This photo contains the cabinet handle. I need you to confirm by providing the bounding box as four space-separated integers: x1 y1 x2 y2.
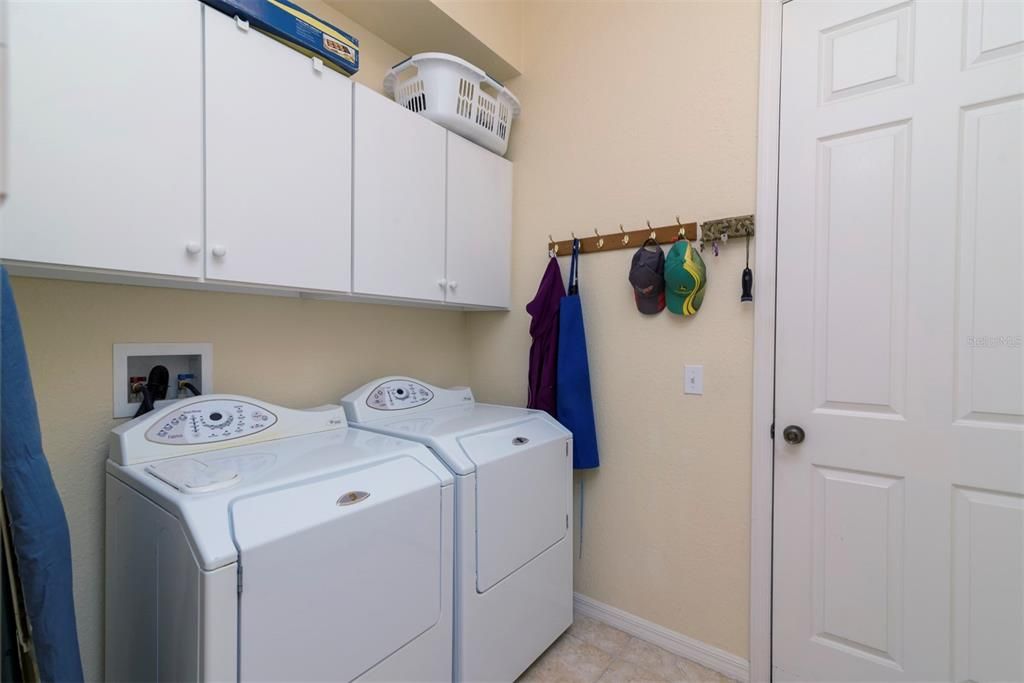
185 241 201 255
437 278 447 288
448 281 458 290
211 245 227 258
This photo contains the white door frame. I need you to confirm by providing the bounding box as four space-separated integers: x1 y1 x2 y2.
749 1 784 681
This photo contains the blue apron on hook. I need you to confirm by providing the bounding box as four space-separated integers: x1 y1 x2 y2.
557 240 600 470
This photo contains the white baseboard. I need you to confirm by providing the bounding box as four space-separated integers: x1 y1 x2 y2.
573 592 750 682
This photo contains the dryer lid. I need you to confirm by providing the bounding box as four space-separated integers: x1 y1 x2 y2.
458 417 570 592
232 456 445 682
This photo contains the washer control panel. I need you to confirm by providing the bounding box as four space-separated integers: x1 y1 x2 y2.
144 399 277 445
366 380 435 411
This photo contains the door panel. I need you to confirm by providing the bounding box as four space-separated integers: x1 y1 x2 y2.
963 0 1024 68
955 97 1023 425
951 487 1024 683
819 2 913 103
814 121 909 416
811 467 904 667
352 85 446 301
774 2 1024 681
1 1 203 278
445 133 513 308
204 7 352 292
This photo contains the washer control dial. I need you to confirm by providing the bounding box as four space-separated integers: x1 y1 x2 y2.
366 380 434 411
145 399 277 445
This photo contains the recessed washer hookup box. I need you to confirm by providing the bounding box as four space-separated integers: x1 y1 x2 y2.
201 0 359 75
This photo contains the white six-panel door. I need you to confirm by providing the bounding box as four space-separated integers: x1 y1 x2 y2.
774 1 1023 681
204 7 352 292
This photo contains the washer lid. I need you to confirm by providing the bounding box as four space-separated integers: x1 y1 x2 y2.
145 458 240 494
232 456 444 681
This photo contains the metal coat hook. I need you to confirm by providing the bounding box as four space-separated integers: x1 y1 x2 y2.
619 225 630 246
646 220 655 240
593 229 605 249
548 234 559 255
675 215 687 241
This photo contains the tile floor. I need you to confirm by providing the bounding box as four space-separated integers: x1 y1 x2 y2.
517 615 737 683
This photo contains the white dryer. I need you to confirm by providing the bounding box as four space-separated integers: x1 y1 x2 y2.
105 394 454 683
342 377 574 682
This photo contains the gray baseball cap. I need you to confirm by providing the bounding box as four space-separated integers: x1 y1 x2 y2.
628 240 666 314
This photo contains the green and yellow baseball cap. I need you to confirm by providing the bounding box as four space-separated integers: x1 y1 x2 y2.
664 241 707 316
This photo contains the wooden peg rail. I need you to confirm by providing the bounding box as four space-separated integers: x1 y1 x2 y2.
548 222 696 256
547 214 754 256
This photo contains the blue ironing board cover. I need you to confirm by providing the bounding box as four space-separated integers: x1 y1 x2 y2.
1 267 84 682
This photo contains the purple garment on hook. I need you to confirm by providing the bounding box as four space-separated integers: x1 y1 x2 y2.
526 257 565 417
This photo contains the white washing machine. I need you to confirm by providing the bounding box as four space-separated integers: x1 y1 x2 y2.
105 394 454 683
341 377 574 682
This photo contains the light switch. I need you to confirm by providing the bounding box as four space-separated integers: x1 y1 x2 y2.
684 365 704 395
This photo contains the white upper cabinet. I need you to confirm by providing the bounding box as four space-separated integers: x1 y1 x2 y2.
352 84 446 302
0 1 513 308
0 1 204 278
445 133 512 308
204 8 352 292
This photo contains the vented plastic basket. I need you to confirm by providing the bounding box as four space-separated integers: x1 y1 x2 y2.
384 53 521 157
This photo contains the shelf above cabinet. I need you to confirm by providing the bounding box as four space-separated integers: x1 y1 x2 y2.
326 0 522 82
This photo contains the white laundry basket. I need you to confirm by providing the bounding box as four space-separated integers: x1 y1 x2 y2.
384 53 521 157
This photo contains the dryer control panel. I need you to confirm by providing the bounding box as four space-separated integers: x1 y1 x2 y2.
144 398 277 445
366 379 435 410
342 377 474 423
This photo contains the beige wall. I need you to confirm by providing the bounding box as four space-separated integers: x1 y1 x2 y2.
433 0 525 73
468 0 761 659
8 1 761 677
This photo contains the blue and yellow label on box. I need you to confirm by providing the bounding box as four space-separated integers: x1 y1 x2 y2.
202 0 359 75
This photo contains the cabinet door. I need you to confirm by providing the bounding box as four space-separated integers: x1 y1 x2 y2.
204 8 351 292
0 1 203 278
352 85 445 301
445 133 512 308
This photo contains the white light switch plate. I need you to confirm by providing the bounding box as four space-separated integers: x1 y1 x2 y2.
684 365 704 395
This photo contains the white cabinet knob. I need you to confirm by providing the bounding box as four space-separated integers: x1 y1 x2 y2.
211 245 227 258
438 278 447 288
185 241 201 255
448 281 458 290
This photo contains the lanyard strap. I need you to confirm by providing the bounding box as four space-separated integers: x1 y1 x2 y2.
568 239 580 295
